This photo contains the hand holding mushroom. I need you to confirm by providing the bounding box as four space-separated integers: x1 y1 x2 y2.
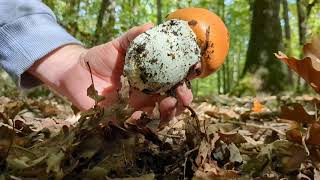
29 23 193 123
29 8 229 124
124 8 229 115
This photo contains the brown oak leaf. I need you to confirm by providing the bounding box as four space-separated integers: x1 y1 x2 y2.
275 36 320 92
280 103 315 124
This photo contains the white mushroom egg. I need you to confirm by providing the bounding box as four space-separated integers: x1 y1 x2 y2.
124 19 201 93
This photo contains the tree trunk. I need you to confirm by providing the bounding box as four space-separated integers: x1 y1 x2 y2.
217 70 221 94
297 0 308 45
307 0 318 17
217 0 228 94
282 0 294 85
64 0 81 36
94 0 110 44
93 0 116 45
249 0 255 10
297 0 318 45
282 0 291 43
296 0 317 91
242 0 284 92
157 0 162 25
221 0 231 93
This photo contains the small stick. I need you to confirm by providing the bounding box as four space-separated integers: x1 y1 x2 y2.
86 62 94 87
228 120 286 136
6 119 15 159
157 132 182 138
12 145 37 157
122 143 128 165
185 106 201 132
183 147 199 179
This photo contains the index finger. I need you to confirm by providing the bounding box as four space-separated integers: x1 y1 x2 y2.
112 23 154 53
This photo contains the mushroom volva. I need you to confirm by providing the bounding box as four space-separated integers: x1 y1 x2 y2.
124 8 229 93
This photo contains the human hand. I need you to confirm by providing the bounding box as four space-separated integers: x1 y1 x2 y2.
29 23 193 122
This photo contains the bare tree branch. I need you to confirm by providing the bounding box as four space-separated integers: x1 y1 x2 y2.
307 0 318 17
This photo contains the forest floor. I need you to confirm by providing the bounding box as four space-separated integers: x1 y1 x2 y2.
1 92 320 180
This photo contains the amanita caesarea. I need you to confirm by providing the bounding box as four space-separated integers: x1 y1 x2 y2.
124 8 229 93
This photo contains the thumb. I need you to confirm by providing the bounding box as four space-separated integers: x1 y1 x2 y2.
112 23 154 53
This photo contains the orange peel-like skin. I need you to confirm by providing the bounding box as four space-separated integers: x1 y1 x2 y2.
167 8 230 77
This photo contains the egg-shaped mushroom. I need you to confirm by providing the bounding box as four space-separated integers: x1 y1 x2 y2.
124 19 200 93
124 8 229 93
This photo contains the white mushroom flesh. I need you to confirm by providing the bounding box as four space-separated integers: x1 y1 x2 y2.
124 19 201 93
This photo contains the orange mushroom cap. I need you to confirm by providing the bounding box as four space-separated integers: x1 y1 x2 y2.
167 8 230 77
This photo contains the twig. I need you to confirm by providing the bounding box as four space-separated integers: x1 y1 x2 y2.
6 118 15 160
203 119 207 135
228 120 286 136
183 147 198 180
315 102 319 121
12 145 37 157
307 0 318 17
157 132 182 138
302 127 311 156
122 143 128 165
302 135 310 156
86 62 94 87
183 156 188 179
185 106 201 132
185 147 198 157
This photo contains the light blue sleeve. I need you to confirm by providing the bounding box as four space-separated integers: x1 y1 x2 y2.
0 0 82 88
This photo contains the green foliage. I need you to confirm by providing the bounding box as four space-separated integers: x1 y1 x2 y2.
26 86 52 99
229 75 256 97
0 70 19 97
308 4 320 36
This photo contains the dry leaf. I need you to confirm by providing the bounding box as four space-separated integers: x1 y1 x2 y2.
227 143 243 163
314 169 320 180
218 131 247 145
287 122 320 145
205 108 239 120
275 36 320 92
280 103 315 124
286 128 304 144
280 103 320 145
306 122 320 144
196 140 214 166
242 140 306 176
279 103 320 145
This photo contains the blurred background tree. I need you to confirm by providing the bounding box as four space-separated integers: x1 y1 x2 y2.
242 0 285 93
1 0 319 98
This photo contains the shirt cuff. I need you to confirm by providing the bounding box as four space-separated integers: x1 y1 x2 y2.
0 13 82 89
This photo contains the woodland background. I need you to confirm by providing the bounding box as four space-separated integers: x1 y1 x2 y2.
1 0 320 97
0 1 320 179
